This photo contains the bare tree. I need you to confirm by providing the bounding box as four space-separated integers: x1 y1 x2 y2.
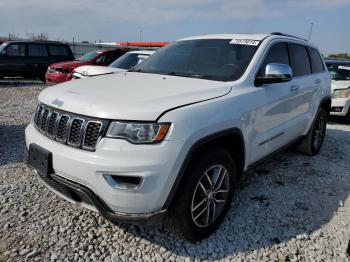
8 32 19 40
26 32 49 41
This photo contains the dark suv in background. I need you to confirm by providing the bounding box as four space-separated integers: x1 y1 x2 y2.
0 40 74 81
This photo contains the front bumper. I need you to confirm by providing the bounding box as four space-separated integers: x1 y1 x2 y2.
25 122 187 219
25 160 166 227
45 72 73 85
330 97 350 116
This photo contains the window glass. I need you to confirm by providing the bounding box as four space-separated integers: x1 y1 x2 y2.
76 51 101 62
288 44 311 77
95 54 107 64
326 63 350 81
28 44 48 56
0 42 8 53
130 39 258 82
111 53 146 69
5 44 26 56
308 47 324 73
102 52 120 65
258 42 290 76
48 45 69 56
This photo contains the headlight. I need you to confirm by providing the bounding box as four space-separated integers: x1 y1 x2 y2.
106 122 171 144
332 88 350 99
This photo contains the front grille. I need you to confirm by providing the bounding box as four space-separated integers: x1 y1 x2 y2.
84 122 103 148
68 119 84 145
34 104 108 151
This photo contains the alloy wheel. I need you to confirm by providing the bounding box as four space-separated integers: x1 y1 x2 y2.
191 165 230 227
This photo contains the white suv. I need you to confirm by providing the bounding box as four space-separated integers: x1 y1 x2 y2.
326 60 350 122
25 33 331 241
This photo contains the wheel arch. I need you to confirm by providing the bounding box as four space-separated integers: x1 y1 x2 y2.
162 128 246 210
319 96 331 116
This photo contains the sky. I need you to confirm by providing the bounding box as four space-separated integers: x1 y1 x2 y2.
0 0 349 55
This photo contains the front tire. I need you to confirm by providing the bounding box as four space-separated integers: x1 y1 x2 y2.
344 110 350 124
165 148 237 242
294 108 327 156
39 74 46 83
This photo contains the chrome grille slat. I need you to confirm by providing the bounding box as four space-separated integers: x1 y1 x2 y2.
68 118 85 147
40 109 49 132
83 121 103 150
47 112 58 138
33 104 107 151
56 115 70 143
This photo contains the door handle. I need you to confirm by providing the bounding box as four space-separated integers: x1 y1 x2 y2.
315 79 321 85
290 85 299 91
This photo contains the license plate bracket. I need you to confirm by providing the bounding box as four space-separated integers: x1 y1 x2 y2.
28 144 53 176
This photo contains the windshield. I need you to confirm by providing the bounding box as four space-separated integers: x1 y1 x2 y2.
110 53 150 69
327 63 350 81
76 51 101 62
130 39 258 81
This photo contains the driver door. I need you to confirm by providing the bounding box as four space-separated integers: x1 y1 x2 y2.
249 42 301 163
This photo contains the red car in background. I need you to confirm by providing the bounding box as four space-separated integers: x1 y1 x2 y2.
45 49 128 85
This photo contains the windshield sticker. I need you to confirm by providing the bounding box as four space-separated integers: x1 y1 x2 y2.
230 39 260 46
339 66 350 71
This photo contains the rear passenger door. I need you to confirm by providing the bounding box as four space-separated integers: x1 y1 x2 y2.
27 43 49 77
287 43 316 134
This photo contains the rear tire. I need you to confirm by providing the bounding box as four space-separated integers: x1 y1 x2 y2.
164 148 237 242
39 75 46 83
294 108 327 156
344 110 350 124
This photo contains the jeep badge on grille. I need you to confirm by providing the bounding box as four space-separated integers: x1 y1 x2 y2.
52 98 64 107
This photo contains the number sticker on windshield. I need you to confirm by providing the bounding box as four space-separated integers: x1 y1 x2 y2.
339 66 350 71
230 39 260 46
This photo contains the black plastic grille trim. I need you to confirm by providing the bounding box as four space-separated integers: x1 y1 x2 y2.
33 104 108 151
38 173 91 205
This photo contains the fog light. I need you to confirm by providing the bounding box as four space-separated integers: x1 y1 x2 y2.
104 175 142 190
331 107 343 112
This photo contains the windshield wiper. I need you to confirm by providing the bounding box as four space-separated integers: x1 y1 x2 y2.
162 72 200 78
129 68 146 73
162 72 187 76
161 72 219 81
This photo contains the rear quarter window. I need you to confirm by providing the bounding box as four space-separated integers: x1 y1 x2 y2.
308 47 324 73
28 44 48 56
48 45 69 56
288 43 312 77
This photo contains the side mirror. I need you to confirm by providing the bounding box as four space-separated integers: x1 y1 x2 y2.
0 50 6 56
255 63 293 86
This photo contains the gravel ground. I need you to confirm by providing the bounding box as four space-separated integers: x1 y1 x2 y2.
0 82 349 262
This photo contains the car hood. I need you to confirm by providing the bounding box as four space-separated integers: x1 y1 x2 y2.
50 60 88 69
331 80 350 92
38 72 232 120
74 65 125 76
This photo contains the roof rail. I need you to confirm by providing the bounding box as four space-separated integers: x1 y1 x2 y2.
270 32 308 42
32 40 63 43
